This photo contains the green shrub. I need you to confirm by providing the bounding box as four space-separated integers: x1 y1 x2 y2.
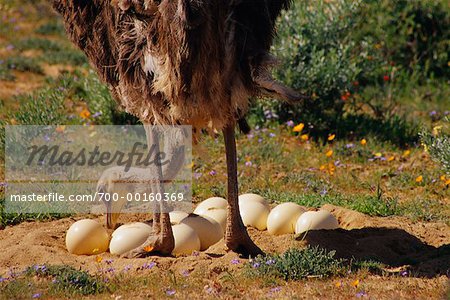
25 265 107 295
420 118 450 174
35 21 65 36
4 56 43 74
246 246 345 280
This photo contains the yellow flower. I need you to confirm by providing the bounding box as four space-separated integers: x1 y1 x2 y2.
185 162 194 169
374 152 382 158
432 126 442 136
95 255 103 263
360 139 367 146
326 150 333 157
328 134 336 141
388 156 395 162
445 179 450 186
351 279 359 288
293 123 305 133
415 175 423 183
300 134 309 141
440 175 446 181
80 109 91 119
319 165 326 171
402 150 411 157
335 281 342 287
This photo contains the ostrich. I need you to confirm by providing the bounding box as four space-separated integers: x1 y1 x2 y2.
53 0 305 257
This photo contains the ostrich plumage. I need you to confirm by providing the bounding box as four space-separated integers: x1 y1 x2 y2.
53 0 302 257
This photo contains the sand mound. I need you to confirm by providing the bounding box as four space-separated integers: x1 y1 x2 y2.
0 206 448 277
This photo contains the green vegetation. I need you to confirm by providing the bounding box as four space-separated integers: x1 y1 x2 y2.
245 246 384 280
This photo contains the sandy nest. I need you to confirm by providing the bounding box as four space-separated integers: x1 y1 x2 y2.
1 204 449 278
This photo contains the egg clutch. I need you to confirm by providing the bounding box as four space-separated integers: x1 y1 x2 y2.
65 193 339 256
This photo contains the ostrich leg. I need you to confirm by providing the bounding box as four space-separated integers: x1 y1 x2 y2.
122 126 174 257
223 125 264 257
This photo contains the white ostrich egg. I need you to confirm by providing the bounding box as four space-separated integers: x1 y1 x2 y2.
172 223 201 255
198 207 227 233
193 197 227 215
295 210 339 234
238 200 270 231
109 222 152 255
239 193 270 208
180 214 223 250
267 202 307 235
65 219 110 255
169 211 189 225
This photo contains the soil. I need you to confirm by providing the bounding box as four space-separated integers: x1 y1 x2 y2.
0 204 448 279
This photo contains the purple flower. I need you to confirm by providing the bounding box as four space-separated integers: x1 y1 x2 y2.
209 170 217 176
0 277 7 283
52 279 58 284
231 258 240 265
345 143 354 149
142 262 156 269
193 172 202 179
269 133 276 138
286 120 295 127
400 270 408 277
319 189 328 196
247 134 254 139
444 111 449 116
192 251 200 257
32 293 42 298
252 262 260 268
0 182 7 187
270 286 282 293
258 138 263 143
245 161 252 167
105 267 115 273
166 289 176 296
429 110 437 116
44 134 51 142
123 265 132 272
265 259 276 265
92 112 102 118
6 44 14 51
181 270 190 277
356 291 367 298
105 259 114 264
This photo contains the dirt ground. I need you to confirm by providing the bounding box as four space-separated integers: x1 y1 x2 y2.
0 205 448 299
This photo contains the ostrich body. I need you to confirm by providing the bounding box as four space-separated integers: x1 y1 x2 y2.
53 0 302 257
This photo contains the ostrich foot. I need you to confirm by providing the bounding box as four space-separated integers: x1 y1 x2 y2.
225 226 264 257
121 234 174 258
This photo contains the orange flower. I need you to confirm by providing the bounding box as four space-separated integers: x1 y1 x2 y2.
293 123 305 133
328 134 336 141
56 125 66 133
440 175 446 181
335 281 342 287
95 255 103 263
319 165 326 171
415 175 423 183
388 156 395 162
360 139 367 146
326 150 333 157
300 134 309 141
402 150 411 157
351 279 359 288
144 245 154 252
80 109 91 119
445 179 450 186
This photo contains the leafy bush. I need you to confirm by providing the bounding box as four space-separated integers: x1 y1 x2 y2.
3 56 43 74
25 265 107 295
420 118 450 174
250 0 447 144
246 246 345 280
35 21 65 36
